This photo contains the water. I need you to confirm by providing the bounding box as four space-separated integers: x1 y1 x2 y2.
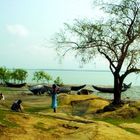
26 69 140 86
26 69 140 100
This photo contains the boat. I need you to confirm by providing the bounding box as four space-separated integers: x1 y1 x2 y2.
5 81 26 88
59 87 71 93
29 85 71 95
77 89 94 95
29 85 51 95
123 82 132 89
92 83 132 93
71 84 86 91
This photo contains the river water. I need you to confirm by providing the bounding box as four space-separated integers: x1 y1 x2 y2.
26 69 140 100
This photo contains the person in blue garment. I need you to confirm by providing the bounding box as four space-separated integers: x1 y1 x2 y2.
51 84 59 113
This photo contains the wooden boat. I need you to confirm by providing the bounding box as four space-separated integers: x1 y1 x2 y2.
123 82 132 89
92 85 128 93
29 85 71 95
5 81 26 88
77 89 94 95
29 85 51 95
59 87 71 93
71 84 86 91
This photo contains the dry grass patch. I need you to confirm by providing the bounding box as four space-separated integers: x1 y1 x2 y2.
58 94 109 116
99 105 139 119
1 87 140 139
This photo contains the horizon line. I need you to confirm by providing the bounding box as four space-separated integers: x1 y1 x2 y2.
21 68 111 72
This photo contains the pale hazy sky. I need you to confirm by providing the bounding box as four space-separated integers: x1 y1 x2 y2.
0 0 109 70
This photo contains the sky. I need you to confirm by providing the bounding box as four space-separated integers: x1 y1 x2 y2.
0 0 109 70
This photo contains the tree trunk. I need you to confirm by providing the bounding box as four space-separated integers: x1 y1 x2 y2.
112 75 122 105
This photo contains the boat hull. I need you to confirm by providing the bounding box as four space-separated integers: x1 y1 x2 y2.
71 84 86 91
92 85 128 93
5 82 26 88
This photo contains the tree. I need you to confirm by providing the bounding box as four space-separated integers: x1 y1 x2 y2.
54 76 63 86
0 67 28 84
32 71 53 84
11 69 28 83
54 0 140 105
0 67 11 84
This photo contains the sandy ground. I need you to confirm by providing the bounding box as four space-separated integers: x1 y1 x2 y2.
0 87 140 139
1 111 140 140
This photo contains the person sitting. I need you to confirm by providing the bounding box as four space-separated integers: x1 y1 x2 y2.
0 93 5 100
11 99 23 112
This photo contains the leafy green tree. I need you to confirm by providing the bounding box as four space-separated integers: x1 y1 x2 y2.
45 73 53 84
11 69 28 83
0 67 9 84
54 76 63 86
54 0 140 105
32 71 53 84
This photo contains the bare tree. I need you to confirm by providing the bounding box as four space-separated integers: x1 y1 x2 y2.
54 0 140 105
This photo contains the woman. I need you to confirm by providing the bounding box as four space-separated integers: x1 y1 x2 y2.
51 84 59 113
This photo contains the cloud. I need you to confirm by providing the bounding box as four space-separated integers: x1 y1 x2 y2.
6 24 29 37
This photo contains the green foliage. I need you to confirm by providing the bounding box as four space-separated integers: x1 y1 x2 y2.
32 71 52 83
54 0 140 104
10 69 28 83
54 76 63 86
0 67 28 84
0 67 11 84
55 0 140 74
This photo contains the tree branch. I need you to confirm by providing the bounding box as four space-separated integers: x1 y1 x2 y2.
121 68 140 81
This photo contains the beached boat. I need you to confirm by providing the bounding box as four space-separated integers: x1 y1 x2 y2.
123 82 132 89
59 87 71 93
5 81 26 88
28 85 51 95
77 89 94 95
44 85 69 95
92 84 131 93
29 84 71 95
71 84 86 91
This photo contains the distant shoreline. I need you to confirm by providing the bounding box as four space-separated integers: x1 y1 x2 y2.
7 68 128 73
6 68 139 86
19 68 112 72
